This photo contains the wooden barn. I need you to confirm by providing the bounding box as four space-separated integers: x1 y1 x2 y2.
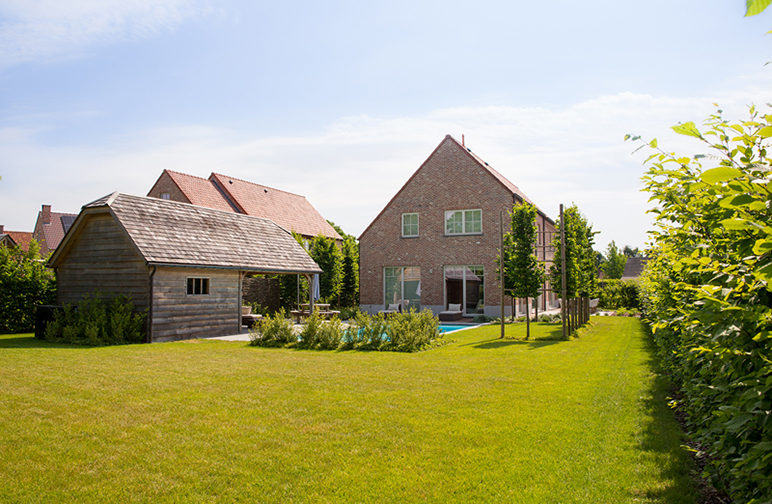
48 192 322 342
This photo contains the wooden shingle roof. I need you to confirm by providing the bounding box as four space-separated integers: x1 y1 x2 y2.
51 192 322 275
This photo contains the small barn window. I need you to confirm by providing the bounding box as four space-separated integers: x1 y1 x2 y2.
187 277 210 295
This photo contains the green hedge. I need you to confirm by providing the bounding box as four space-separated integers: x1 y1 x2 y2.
597 279 640 310
0 240 56 334
634 108 772 504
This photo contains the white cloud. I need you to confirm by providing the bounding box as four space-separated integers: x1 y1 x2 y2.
0 0 207 67
3 86 772 250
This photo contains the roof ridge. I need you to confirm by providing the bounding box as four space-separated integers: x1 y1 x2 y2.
210 172 309 200
165 169 212 182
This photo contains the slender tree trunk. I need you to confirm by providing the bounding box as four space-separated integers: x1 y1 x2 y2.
525 297 530 339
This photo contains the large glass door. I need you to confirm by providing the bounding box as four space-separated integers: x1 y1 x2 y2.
384 267 421 312
444 265 484 315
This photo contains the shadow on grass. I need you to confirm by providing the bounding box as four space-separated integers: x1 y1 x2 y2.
0 335 68 349
629 322 700 504
466 338 563 350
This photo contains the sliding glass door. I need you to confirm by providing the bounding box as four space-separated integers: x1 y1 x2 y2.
444 265 484 315
384 267 421 312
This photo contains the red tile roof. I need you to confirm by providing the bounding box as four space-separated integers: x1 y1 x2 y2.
5 230 33 251
35 210 78 255
163 170 237 213
210 173 341 241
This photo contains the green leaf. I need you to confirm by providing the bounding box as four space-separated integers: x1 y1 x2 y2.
671 122 702 138
753 239 772 255
720 218 760 230
719 194 756 208
649 138 658 148
701 166 743 183
758 125 772 138
753 330 772 342
746 0 772 17
755 262 772 283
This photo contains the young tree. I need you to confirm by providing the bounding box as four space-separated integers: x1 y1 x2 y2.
550 205 597 330
503 202 545 338
340 236 359 307
310 234 342 303
622 245 641 257
328 221 359 308
601 240 627 279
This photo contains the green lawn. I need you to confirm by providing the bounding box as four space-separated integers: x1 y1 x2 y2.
0 318 696 503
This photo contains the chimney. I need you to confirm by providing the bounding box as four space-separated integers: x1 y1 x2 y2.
0 225 4 234
42 205 51 224
462 134 465 147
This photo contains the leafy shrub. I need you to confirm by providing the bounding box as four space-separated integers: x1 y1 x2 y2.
315 317 343 350
44 293 145 345
538 313 561 324
298 310 322 349
597 279 640 310
473 314 494 323
0 240 56 334
338 306 360 321
249 308 295 347
385 309 442 352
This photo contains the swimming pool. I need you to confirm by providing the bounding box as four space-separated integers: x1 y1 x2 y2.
439 324 475 333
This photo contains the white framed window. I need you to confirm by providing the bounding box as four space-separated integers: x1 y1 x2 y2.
186 277 210 295
445 209 482 235
402 213 419 237
160 193 171 200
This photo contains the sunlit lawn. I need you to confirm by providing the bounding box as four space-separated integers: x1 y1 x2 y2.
0 317 696 503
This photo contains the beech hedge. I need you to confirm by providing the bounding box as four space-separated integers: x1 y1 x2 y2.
631 106 772 504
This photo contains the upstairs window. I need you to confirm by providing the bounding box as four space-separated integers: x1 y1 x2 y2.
160 193 171 200
445 209 482 235
402 213 419 237
187 277 209 295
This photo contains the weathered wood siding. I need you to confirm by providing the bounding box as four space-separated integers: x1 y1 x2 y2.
152 267 240 342
56 213 149 307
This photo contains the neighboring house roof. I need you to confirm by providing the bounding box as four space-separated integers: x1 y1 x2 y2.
0 229 33 251
50 192 323 275
147 169 341 241
621 257 649 280
209 173 342 241
32 206 78 255
161 170 239 213
360 134 552 240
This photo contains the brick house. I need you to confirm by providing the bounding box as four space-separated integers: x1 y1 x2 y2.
147 170 341 243
0 225 33 252
359 135 556 318
32 205 78 255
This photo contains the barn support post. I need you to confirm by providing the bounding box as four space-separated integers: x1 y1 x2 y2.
238 271 245 334
304 273 315 313
147 265 156 344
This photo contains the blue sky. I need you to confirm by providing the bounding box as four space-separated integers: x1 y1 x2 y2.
1 0 771 251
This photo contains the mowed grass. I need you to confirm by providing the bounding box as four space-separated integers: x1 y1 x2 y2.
0 318 696 503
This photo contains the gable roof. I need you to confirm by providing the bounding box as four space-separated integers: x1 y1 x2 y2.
50 192 322 275
161 170 239 213
621 257 649 280
209 173 341 241
34 208 78 254
147 170 341 241
360 135 551 239
1 230 33 251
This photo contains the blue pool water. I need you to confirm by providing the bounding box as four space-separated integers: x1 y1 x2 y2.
438 324 473 333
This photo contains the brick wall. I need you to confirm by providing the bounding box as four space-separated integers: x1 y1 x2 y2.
360 136 556 316
147 171 191 203
242 276 280 312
